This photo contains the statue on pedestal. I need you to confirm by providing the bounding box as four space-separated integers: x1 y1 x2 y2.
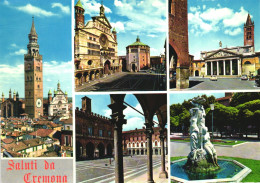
184 97 219 173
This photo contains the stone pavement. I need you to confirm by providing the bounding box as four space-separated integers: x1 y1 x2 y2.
171 141 260 160
76 155 168 183
170 78 259 90
76 72 166 91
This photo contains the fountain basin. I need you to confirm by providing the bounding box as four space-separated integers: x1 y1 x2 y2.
171 158 251 182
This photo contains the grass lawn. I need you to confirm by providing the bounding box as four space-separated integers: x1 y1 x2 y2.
170 139 245 146
170 156 260 182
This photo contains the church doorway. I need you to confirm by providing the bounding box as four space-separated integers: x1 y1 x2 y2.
97 143 105 158
132 64 136 72
122 59 127 71
76 141 83 159
86 142 95 159
195 70 199 76
104 60 111 74
107 143 113 156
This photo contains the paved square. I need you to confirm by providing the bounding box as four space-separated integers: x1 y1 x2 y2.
170 77 259 90
76 156 163 183
76 72 166 91
170 141 260 160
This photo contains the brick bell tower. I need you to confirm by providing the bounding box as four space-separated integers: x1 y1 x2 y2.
244 13 254 48
75 0 85 29
169 0 189 89
24 17 43 119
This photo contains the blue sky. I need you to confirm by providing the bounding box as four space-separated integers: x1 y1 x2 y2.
76 0 166 56
75 94 159 131
189 0 260 59
170 92 225 105
0 0 72 98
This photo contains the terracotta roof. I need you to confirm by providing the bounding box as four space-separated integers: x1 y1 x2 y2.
216 96 231 101
29 129 54 137
60 118 72 125
2 138 15 144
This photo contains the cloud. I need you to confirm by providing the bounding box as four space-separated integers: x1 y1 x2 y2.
16 4 56 17
0 60 72 97
223 7 248 27
147 34 157 38
81 0 112 16
123 117 145 131
3 0 9 5
190 6 200 12
113 0 166 35
110 21 125 33
114 0 123 7
10 43 18 48
43 60 72 96
0 64 24 95
224 28 242 36
13 49 27 55
189 6 249 36
51 3 70 15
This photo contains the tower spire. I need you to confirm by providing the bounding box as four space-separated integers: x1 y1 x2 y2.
30 16 37 36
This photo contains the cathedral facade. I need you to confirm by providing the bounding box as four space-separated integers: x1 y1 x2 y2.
191 13 260 77
48 82 70 119
1 90 24 118
74 0 121 87
126 36 150 72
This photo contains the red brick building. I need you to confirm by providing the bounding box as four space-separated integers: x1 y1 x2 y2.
122 127 167 156
76 96 114 160
126 36 150 72
169 0 190 89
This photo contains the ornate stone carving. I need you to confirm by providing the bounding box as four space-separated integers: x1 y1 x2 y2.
184 97 219 173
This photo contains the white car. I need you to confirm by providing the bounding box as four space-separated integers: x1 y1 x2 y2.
210 75 218 81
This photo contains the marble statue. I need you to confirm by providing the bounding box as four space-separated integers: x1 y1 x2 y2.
184 97 219 173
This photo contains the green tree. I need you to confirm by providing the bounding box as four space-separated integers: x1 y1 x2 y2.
230 93 260 107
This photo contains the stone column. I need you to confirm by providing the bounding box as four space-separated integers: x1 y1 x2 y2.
223 60 226 75
205 62 207 76
145 118 154 183
108 102 127 183
230 60 233 75
210 61 213 76
237 59 240 75
217 61 219 75
159 129 167 178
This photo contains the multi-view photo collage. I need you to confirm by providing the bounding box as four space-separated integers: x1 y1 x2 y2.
0 0 259 182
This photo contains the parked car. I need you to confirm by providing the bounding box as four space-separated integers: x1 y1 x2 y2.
210 75 217 81
241 75 248 80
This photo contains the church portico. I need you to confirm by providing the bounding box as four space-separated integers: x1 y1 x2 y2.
205 57 241 77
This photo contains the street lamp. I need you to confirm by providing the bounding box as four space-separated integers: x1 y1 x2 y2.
210 103 215 140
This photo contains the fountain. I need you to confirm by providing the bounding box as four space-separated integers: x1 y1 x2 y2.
171 97 252 182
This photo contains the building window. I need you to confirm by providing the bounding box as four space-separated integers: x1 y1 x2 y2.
108 131 111 137
89 37 92 40
88 127 93 136
93 38 96 41
99 129 103 137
